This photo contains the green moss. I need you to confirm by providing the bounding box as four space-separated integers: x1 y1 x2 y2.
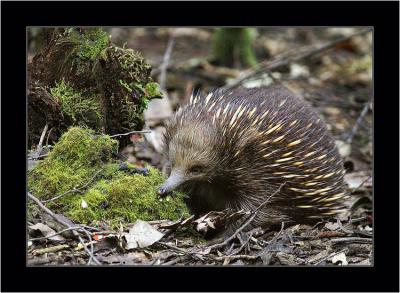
29 127 117 199
76 29 110 61
145 82 162 99
28 127 189 228
50 80 102 124
67 28 110 64
67 168 189 228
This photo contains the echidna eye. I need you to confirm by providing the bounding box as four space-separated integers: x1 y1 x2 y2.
189 165 204 174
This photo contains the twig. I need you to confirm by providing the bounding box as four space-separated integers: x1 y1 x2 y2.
214 254 258 262
32 124 48 159
28 226 86 241
255 222 285 257
350 216 368 224
162 255 187 266
42 168 104 203
208 182 286 251
157 242 187 254
265 221 285 245
46 127 54 149
313 248 349 265
109 130 151 138
37 124 48 152
346 100 371 144
33 244 70 255
330 237 372 244
27 192 100 265
159 36 175 91
157 241 203 262
349 175 372 194
224 28 372 90
229 232 253 256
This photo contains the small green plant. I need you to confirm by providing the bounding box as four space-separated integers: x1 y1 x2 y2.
211 28 257 68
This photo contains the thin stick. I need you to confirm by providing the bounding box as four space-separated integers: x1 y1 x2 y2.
346 100 371 144
37 124 48 151
27 192 100 265
214 254 258 262
349 175 372 195
330 237 372 244
46 127 54 149
337 219 372 238
32 124 48 159
229 232 253 256
159 36 175 91
109 130 151 138
42 168 104 203
313 248 349 265
28 226 86 241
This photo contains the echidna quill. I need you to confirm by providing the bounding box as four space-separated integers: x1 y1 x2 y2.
158 85 348 230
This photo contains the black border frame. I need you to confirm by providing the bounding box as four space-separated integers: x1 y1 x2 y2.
2 1 399 292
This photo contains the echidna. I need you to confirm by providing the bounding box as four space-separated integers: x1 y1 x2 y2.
158 85 348 229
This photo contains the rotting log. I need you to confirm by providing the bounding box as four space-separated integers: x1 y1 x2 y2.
28 27 162 148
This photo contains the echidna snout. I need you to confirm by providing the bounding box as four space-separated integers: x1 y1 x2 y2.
157 170 186 196
161 85 348 228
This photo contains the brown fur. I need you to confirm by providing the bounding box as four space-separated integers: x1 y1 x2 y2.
161 85 347 229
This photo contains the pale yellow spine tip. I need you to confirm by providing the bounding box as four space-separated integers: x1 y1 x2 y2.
287 139 302 147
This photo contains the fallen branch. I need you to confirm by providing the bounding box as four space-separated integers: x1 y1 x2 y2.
27 192 100 265
330 237 372 244
346 100 372 144
214 254 258 262
349 175 372 195
109 130 151 138
224 28 372 90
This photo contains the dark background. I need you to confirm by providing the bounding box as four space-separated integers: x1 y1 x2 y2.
2 1 399 292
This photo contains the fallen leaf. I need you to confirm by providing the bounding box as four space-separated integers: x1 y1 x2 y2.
344 171 372 189
331 252 348 265
123 220 164 249
290 63 310 78
363 225 373 232
324 222 340 231
335 140 352 157
193 209 247 234
29 223 65 242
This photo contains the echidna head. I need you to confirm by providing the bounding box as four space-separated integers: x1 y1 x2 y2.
158 121 219 196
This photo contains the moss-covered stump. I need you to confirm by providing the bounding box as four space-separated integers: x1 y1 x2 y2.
28 28 162 148
28 127 189 228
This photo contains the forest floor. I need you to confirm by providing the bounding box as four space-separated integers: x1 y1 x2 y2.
27 27 372 266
